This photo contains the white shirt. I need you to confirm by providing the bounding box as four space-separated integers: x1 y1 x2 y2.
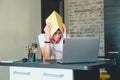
38 34 63 59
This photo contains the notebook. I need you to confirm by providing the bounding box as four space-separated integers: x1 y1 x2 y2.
57 37 99 63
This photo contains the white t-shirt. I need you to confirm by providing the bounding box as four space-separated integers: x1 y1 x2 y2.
38 34 63 59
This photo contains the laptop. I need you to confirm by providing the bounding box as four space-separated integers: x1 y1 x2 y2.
57 37 99 63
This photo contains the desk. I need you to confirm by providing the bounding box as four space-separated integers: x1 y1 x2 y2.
0 60 108 80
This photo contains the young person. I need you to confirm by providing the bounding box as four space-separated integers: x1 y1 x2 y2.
38 23 67 60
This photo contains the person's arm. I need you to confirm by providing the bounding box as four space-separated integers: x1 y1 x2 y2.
41 40 51 60
41 23 52 60
62 23 67 38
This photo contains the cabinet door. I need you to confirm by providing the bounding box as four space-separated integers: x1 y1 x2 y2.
104 0 120 54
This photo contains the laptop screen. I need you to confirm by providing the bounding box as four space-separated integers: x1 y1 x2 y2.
60 37 99 63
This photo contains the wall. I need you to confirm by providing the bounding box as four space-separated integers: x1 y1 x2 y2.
65 0 104 56
0 0 41 80
0 0 41 60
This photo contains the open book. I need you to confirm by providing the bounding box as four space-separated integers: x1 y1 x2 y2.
45 10 63 37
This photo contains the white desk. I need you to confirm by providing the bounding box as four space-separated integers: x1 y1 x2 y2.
0 60 108 80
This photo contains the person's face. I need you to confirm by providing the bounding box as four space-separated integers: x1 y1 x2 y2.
53 30 62 41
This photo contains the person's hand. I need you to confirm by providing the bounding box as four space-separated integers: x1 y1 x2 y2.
44 23 52 36
62 23 67 38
